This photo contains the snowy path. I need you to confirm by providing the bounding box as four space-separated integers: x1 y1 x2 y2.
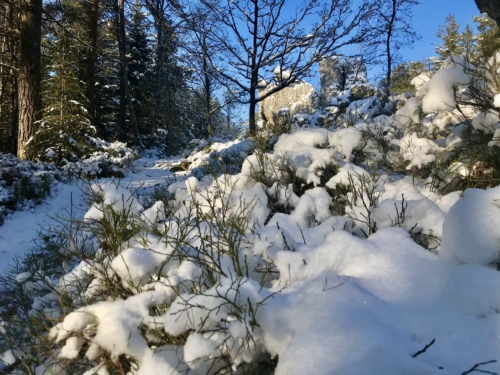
0 158 174 274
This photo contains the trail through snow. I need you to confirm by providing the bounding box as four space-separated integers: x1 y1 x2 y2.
0 158 174 274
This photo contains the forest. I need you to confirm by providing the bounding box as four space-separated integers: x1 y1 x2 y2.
1 0 500 374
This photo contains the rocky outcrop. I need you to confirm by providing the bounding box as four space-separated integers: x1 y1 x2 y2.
258 80 319 127
320 56 372 106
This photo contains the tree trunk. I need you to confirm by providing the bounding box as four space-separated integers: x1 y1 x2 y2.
17 0 42 160
249 93 256 136
118 0 127 141
87 0 99 124
153 27 163 133
152 1 165 133
125 80 144 148
475 0 500 28
383 0 397 101
10 73 18 155
203 55 212 138
248 0 259 136
116 0 143 147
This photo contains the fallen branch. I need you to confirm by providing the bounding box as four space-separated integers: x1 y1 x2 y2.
461 360 497 375
412 338 435 358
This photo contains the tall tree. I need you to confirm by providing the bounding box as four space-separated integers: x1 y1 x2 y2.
182 7 226 138
18 0 42 160
117 0 127 140
192 0 373 135
87 0 99 124
475 0 500 29
127 0 154 134
0 0 19 154
366 0 419 96
27 8 94 164
144 0 189 152
115 0 142 146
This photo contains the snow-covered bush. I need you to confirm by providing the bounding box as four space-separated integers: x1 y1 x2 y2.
5 119 500 374
0 153 63 225
62 138 137 179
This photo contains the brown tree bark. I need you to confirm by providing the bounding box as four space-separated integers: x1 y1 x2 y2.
118 0 127 141
17 0 42 160
10 73 18 155
475 0 500 29
87 0 99 124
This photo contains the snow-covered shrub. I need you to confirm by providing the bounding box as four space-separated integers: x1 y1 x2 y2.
180 138 255 178
0 175 283 373
62 138 137 179
6 119 500 373
0 153 63 225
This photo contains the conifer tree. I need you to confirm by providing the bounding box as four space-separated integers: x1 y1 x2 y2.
390 60 426 94
127 0 154 135
27 4 94 164
436 14 466 59
473 15 500 61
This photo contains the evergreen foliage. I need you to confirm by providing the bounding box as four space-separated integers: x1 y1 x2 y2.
390 60 426 94
436 14 467 59
27 0 95 164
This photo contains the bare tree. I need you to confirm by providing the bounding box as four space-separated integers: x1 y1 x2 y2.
365 0 419 97
180 6 239 137
192 0 373 135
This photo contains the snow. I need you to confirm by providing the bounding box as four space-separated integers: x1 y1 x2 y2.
495 93 500 108
471 110 499 133
421 56 470 113
3 134 500 375
395 98 421 128
391 132 442 170
35 138 500 374
0 158 174 274
5 48 500 375
440 186 500 266
371 197 445 238
265 228 500 375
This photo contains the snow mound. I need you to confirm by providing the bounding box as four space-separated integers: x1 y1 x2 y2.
421 56 470 113
440 186 500 266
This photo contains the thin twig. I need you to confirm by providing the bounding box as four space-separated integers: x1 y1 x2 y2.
323 278 345 292
411 338 435 358
461 360 498 375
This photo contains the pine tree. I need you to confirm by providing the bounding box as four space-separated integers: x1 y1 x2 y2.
26 1 94 164
473 15 500 61
390 60 426 94
436 15 466 59
93 0 121 141
127 0 154 135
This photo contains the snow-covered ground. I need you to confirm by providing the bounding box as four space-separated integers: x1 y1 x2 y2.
3 53 500 374
13 127 499 375
0 158 174 275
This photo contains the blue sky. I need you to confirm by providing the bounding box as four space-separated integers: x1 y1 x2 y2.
311 0 484 87
401 0 482 62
